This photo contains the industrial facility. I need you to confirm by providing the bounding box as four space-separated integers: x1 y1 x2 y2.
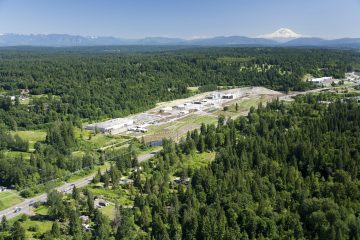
85 89 244 135
85 118 134 134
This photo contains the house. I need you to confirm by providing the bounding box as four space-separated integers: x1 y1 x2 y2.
85 118 134 134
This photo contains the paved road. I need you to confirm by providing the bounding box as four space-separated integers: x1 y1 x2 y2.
0 150 160 220
279 83 360 101
0 175 95 220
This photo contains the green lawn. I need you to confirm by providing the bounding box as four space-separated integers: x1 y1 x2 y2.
21 205 52 239
75 128 131 151
30 94 61 100
2 150 31 160
12 130 47 150
183 151 216 171
19 97 30 105
88 186 134 206
0 191 24 211
100 204 116 220
71 150 85 158
34 205 49 215
187 86 199 92
66 162 110 183
22 219 53 239
214 96 271 118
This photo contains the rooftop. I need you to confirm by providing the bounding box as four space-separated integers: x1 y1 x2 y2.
87 117 133 129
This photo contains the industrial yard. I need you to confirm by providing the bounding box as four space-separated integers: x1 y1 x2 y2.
85 87 283 142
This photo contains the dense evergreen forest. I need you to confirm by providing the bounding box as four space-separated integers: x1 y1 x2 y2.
0 47 359 239
3 95 358 239
128 96 360 240
0 47 358 130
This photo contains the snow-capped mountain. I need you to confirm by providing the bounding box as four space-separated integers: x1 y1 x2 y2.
259 28 302 42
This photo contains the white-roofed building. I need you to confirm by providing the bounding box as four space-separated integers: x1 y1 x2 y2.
85 118 134 134
309 77 333 84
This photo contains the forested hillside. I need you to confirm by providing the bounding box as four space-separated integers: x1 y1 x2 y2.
127 96 360 239
0 47 358 130
3 95 358 239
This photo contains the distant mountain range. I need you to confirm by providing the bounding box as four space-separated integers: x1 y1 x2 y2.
0 29 359 48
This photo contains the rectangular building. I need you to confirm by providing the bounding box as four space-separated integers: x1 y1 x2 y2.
85 118 134 134
309 77 332 84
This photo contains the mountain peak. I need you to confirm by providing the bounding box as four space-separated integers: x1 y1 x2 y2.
259 28 302 40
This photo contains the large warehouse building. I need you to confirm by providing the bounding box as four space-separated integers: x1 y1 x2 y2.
85 118 134 134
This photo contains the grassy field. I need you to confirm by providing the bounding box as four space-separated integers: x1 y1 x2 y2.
88 186 134 206
0 191 24 211
19 97 30 105
75 128 131 151
144 114 217 142
34 205 48 215
66 162 110 183
12 130 47 150
2 150 32 160
22 218 52 239
100 204 116 220
187 86 199 92
171 151 216 178
183 151 216 170
214 95 274 118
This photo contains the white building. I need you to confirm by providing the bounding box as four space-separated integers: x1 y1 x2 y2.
185 103 202 111
159 107 173 113
206 92 222 100
309 77 333 84
85 118 134 134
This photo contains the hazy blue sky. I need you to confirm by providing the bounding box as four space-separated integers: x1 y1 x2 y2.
0 0 359 39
